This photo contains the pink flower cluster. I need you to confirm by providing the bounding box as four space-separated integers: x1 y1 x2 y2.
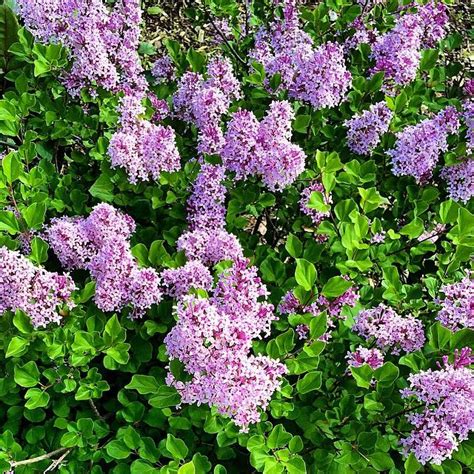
0 247 75 328
353 304 425 355
344 102 393 155
346 346 384 370
161 261 213 298
435 275 474 331
250 5 351 108
173 57 241 155
108 93 181 183
401 348 474 465
164 259 287 430
370 1 448 89
299 181 332 226
46 204 161 317
177 164 243 265
388 106 460 184
17 0 147 96
222 101 305 190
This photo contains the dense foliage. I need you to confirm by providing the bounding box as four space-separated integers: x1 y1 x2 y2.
0 0 472 473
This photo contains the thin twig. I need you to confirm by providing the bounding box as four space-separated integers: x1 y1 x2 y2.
89 399 104 419
9 448 69 468
205 5 247 66
43 448 71 473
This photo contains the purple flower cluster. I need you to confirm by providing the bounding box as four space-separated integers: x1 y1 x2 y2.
401 349 474 465
164 259 286 431
435 275 474 331
353 304 425 355
314 284 359 318
250 6 351 108
299 181 332 226
222 101 305 190
388 107 460 184
161 261 213 298
463 99 474 154
344 102 393 155
151 56 176 83
440 160 474 204
46 204 161 317
370 1 448 89
346 346 384 370
108 92 180 183
0 247 75 328
17 0 146 96
177 164 243 265
173 57 241 155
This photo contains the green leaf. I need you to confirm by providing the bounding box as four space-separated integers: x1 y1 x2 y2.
166 434 189 460
106 440 131 460
293 115 311 133
286 234 303 258
428 322 451 350
350 365 373 389
6 336 29 358
22 202 46 229
125 375 160 394
30 237 49 264
148 386 180 408
321 276 352 298
0 5 19 70
89 174 114 202
25 388 50 409
2 151 22 183
399 218 424 239
186 48 206 73
369 452 395 471
296 371 322 394
404 453 421 474
295 259 316 291
14 361 40 387
374 362 399 388
0 210 20 234
420 49 439 71
267 425 292 449
178 462 196 474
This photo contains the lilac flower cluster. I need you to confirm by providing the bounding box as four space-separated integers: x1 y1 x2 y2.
0 247 75 328
344 102 393 155
108 92 180 183
370 1 448 88
440 160 474 204
164 259 286 431
314 284 359 318
346 346 384 370
161 261 213 298
46 204 161 317
353 304 425 355
250 5 351 108
299 182 331 226
222 101 305 190
388 107 460 183
151 56 176 83
435 275 474 331
173 57 241 155
401 349 474 465
17 0 147 96
463 99 474 154
371 231 386 244
344 17 377 52
278 282 359 342
177 164 243 265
